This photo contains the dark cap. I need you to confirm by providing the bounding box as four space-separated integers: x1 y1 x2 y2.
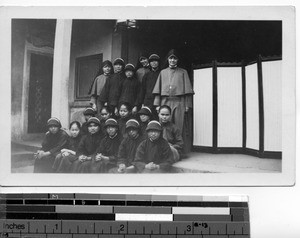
126 119 140 130
138 106 152 116
87 117 100 126
146 120 162 131
167 49 179 59
105 118 118 128
84 108 96 116
149 54 160 62
47 117 62 128
113 58 125 66
124 63 135 72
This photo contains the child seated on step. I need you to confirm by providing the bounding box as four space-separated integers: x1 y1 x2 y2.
33 117 69 173
52 121 82 173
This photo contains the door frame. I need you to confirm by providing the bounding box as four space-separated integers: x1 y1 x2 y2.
21 41 54 138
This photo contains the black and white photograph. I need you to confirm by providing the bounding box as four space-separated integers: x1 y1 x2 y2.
0 6 295 186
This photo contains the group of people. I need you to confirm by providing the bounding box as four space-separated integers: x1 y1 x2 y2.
33 49 194 173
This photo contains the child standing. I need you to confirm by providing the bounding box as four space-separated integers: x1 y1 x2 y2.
52 121 82 173
33 117 69 173
88 60 113 114
111 119 144 173
136 55 150 83
138 54 161 119
81 107 97 136
72 117 104 173
133 121 173 173
137 106 152 140
90 118 122 173
118 63 140 114
99 58 125 116
117 102 132 138
158 105 184 162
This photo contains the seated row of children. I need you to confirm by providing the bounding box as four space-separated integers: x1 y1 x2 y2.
33 104 184 173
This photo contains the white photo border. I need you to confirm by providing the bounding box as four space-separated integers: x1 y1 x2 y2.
0 6 295 187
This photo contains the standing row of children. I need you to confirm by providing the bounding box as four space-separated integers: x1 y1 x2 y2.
33 49 194 173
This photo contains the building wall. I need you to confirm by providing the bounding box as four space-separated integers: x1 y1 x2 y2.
11 20 26 140
69 20 114 123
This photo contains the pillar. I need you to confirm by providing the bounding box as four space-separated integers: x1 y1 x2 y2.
51 19 72 128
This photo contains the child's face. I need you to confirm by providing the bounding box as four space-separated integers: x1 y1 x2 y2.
140 58 149 67
150 60 159 69
159 108 171 124
128 128 139 139
119 105 129 118
106 126 117 137
103 65 112 75
88 122 99 134
114 64 123 73
70 124 80 138
168 56 178 68
49 126 59 134
125 70 134 78
140 114 150 123
84 114 92 122
100 109 111 121
147 129 161 141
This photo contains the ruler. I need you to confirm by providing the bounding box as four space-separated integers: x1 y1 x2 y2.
0 194 250 238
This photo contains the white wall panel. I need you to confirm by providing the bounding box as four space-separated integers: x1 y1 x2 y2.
262 61 282 151
217 67 243 147
193 68 213 147
246 64 259 150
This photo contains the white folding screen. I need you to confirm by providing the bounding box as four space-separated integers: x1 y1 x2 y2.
193 68 213 147
245 64 260 150
193 60 281 155
262 61 282 152
217 67 243 147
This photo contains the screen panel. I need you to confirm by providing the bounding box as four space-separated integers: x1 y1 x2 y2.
245 64 259 150
262 61 282 152
193 68 213 147
217 67 243 147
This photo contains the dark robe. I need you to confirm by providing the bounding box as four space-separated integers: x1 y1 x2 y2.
53 134 82 173
33 129 69 173
117 134 145 167
99 72 125 108
90 133 122 173
71 131 104 173
133 136 173 173
138 69 160 108
118 76 140 108
117 116 131 138
161 121 184 155
81 121 89 136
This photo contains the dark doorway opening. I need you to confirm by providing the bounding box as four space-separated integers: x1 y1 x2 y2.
28 53 53 133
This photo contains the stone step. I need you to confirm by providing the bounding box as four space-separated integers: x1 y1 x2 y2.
11 140 40 153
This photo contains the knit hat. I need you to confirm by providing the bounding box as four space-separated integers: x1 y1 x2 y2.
47 117 61 128
149 54 160 62
101 60 113 69
104 118 118 128
87 117 100 126
139 55 148 61
113 58 125 66
124 63 135 72
138 106 152 116
146 121 162 131
167 49 179 59
126 119 140 130
83 107 96 116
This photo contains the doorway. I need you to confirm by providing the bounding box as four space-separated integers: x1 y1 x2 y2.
27 53 53 133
